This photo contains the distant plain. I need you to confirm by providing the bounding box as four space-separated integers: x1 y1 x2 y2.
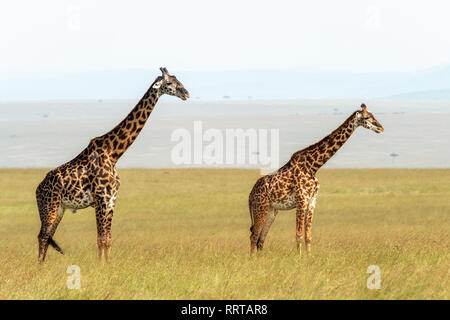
1 99 449 169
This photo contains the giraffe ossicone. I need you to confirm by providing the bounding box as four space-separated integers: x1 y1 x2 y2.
248 104 384 254
35 67 190 263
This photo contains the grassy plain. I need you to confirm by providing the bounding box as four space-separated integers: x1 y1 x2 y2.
0 168 448 299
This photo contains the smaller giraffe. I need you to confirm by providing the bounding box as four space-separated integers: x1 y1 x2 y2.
248 104 384 254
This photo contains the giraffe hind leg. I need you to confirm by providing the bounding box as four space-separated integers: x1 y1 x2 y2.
37 193 65 263
257 207 278 251
249 199 270 254
38 214 64 263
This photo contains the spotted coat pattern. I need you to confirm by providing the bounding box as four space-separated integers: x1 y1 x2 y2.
248 104 384 254
36 68 190 263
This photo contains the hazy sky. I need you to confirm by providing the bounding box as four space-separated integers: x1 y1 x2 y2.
1 0 450 77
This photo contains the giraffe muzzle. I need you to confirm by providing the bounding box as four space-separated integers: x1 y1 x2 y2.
177 88 190 100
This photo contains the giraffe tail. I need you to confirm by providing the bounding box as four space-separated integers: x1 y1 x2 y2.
48 237 64 255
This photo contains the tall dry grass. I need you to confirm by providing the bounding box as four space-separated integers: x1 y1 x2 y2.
0 169 448 299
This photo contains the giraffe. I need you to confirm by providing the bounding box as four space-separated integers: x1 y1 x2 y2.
35 67 190 263
248 104 383 254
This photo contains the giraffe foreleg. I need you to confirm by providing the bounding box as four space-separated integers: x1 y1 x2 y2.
305 183 320 254
295 200 308 254
94 194 116 262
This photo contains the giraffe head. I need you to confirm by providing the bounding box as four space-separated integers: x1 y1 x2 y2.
355 104 384 133
153 67 190 100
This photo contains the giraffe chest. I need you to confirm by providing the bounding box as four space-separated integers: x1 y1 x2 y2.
61 189 94 210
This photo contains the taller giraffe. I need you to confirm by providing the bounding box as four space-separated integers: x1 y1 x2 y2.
36 68 190 263
248 104 384 254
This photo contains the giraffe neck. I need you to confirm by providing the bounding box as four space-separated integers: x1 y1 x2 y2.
298 112 358 174
99 82 161 164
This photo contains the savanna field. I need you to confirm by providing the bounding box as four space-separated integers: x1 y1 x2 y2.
0 168 448 299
